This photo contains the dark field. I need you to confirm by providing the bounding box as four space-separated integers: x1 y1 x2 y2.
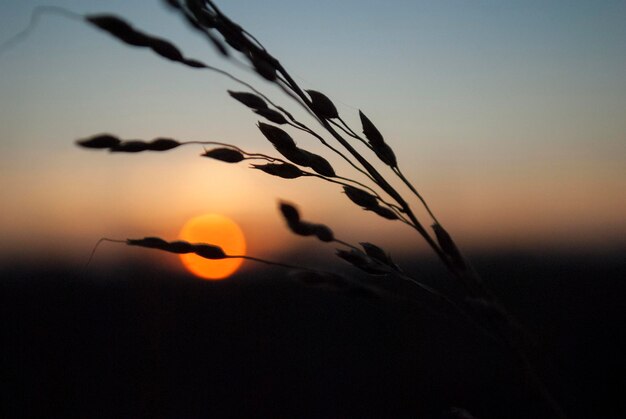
2 251 624 418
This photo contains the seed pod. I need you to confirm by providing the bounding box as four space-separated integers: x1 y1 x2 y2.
181 58 206 68
228 90 267 109
359 110 397 167
148 38 184 62
288 220 317 237
148 138 180 151
76 134 121 149
86 14 207 69
301 150 335 177
257 123 296 149
274 146 307 166
343 186 378 209
251 55 277 81
127 237 169 250
252 163 303 179
359 110 384 146
203 148 245 163
360 242 398 270
306 90 339 119
371 206 398 220
254 108 288 125
432 223 466 270
279 202 301 224
336 249 388 275
373 141 397 168
110 141 150 153
86 15 150 47
313 224 334 242
164 240 194 254
194 244 227 259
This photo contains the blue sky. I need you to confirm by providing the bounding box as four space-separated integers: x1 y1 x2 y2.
1 0 624 265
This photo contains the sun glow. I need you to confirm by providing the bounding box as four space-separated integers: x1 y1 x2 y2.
178 214 246 280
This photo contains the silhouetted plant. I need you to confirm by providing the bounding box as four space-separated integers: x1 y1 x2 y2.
2 2 567 417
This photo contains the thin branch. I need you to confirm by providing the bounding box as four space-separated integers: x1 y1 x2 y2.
331 119 372 150
394 166 440 224
83 237 126 272
0 6 82 58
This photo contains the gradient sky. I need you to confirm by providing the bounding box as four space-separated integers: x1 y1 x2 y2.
1 0 625 268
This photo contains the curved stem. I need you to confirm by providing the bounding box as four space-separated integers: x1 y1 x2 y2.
337 116 364 140
83 237 127 272
0 6 82 58
394 166 440 225
331 118 371 150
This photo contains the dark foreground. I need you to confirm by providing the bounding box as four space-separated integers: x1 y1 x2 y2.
2 251 625 418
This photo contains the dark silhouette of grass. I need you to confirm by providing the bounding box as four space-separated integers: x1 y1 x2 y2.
1 1 583 418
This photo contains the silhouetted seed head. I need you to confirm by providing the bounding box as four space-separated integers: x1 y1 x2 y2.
253 108 288 125
86 14 206 69
252 163 303 179
251 55 277 81
182 0 217 29
194 243 227 259
149 138 181 151
371 206 398 220
275 147 335 176
148 38 184 62
165 240 194 254
306 90 339 119
181 58 206 68
86 15 150 47
110 141 150 153
279 202 301 224
343 186 378 208
274 146 308 166
359 110 384 146
221 29 247 53
360 242 398 270
174 2 225 56
373 141 398 167
278 202 333 241
313 224 334 242
76 134 121 149
203 147 245 163
301 150 336 177
432 223 466 270
257 123 296 149
359 110 398 167
289 220 317 237
336 249 388 275
126 237 169 249
228 90 268 109
126 237 227 259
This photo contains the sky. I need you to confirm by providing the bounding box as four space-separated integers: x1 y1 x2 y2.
1 0 625 270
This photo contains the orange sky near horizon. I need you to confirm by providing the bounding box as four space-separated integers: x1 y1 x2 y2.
0 1 624 268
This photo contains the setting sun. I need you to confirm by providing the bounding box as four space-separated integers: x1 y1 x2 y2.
178 214 246 280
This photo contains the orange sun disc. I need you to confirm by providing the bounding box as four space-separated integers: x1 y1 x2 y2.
178 214 246 280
